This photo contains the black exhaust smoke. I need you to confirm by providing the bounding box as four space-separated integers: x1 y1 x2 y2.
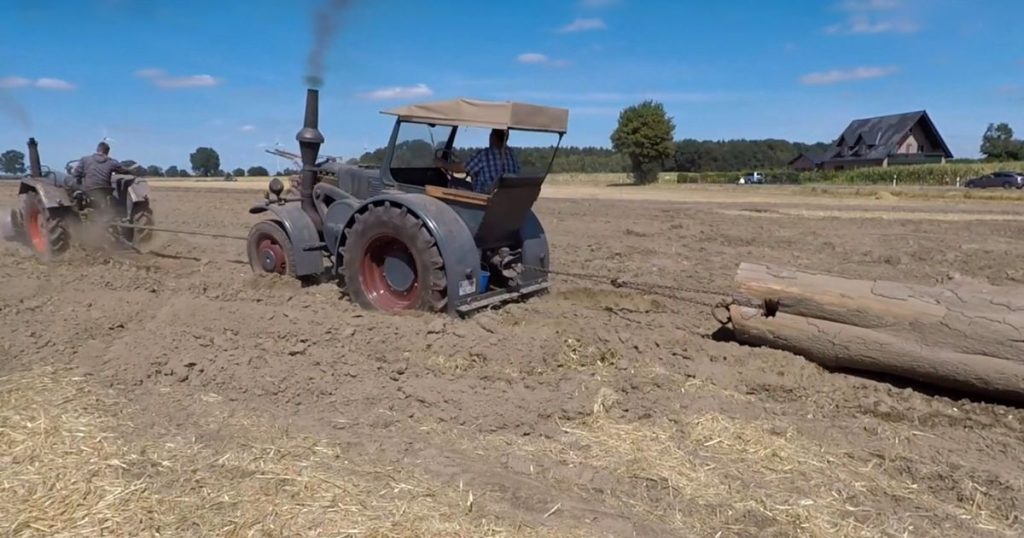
296 88 324 228
1 90 31 130
27 137 42 178
304 0 353 89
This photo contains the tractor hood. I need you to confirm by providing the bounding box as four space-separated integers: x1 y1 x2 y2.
382 98 568 134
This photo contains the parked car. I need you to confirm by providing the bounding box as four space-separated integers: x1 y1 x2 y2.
964 171 1024 189
738 171 765 184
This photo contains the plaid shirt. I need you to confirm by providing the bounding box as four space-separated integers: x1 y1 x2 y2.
465 147 519 193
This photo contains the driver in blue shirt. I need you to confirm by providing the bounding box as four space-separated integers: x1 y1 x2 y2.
438 128 519 194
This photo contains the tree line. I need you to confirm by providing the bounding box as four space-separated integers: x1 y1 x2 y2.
3 114 1021 181
0 145 274 178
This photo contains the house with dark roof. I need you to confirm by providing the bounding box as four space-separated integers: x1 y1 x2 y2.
787 152 823 172
818 110 953 171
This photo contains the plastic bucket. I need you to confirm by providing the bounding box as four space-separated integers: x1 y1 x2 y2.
478 270 490 293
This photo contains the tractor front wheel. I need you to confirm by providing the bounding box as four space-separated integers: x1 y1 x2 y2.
19 191 70 262
342 204 446 312
247 221 297 277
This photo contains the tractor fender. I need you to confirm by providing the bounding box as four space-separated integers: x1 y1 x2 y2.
127 180 151 204
322 198 359 257
519 209 550 283
340 193 480 314
18 179 72 209
125 180 152 216
249 202 324 277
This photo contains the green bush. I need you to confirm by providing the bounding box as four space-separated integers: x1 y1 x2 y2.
794 161 1024 186
675 162 1024 186
676 171 738 184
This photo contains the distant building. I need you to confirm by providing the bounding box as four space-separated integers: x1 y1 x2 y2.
787 152 823 172
818 110 953 171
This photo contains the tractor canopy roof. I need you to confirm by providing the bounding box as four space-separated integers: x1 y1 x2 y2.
382 98 568 134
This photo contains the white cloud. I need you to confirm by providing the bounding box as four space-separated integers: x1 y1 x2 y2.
34 78 76 90
800 66 899 85
579 0 620 7
0 76 31 89
558 17 606 33
1 76 76 90
136 68 222 89
825 15 918 34
240 125 257 132
839 0 901 11
155 75 220 89
135 68 165 79
516 53 569 67
361 83 433 100
517 53 550 64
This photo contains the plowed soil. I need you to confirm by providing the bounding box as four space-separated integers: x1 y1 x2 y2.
2 184 1023 537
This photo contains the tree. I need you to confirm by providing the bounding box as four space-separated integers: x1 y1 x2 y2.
189 147 221 177
610 100 676 184
280 167 299 175
247 165 269 176
1 149 26 175
166 165 180 177
178 169 192 178
980 123 1024 161
145 165 164 177
232 167 246 177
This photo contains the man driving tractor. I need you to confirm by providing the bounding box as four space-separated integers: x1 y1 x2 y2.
437 128 520 194
69 141 127 215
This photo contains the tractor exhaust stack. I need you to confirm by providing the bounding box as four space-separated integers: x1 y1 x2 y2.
27 137 42 178
296 88 324 229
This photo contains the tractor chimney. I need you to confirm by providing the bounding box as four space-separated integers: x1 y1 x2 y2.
27 137 42 178
296 88 325 228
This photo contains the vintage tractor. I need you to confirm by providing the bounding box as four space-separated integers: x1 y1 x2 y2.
2 138 155 261
246 88 568 316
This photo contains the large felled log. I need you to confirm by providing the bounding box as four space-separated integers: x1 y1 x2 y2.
726 262 1024 402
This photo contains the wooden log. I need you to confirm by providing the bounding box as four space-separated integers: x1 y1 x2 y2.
727 262 1024 402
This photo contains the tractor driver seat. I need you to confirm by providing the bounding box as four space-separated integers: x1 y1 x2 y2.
473 173 545 250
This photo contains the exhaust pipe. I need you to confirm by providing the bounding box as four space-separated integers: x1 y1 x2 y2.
296 88 324 229
27 137 42 178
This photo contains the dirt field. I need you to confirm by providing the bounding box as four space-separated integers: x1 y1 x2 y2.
2 183 1023 537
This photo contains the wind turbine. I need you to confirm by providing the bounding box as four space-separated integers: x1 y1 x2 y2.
99 125 115 144
273 136 282 174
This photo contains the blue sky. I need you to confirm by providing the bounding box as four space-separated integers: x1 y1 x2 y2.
1 0 1022 172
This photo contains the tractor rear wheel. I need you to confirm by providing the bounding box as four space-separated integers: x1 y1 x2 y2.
247 221 297 277
19 191 70 262
129 206 155 247
342 204 446 312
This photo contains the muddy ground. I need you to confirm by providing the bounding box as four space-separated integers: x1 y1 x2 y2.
1 184 1023 537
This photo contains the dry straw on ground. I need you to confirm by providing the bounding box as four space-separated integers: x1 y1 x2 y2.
0 367 560 537
483 405 1020 537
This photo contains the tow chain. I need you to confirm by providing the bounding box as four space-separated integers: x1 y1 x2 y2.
523 264 735 322
105 222 734 322
112 222 249 241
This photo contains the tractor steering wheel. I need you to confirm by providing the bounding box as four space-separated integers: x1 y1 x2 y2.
435 147 469 184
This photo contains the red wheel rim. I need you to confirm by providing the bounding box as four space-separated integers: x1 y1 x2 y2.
26 209 47 254
256 237 287 274
360 235 419 311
